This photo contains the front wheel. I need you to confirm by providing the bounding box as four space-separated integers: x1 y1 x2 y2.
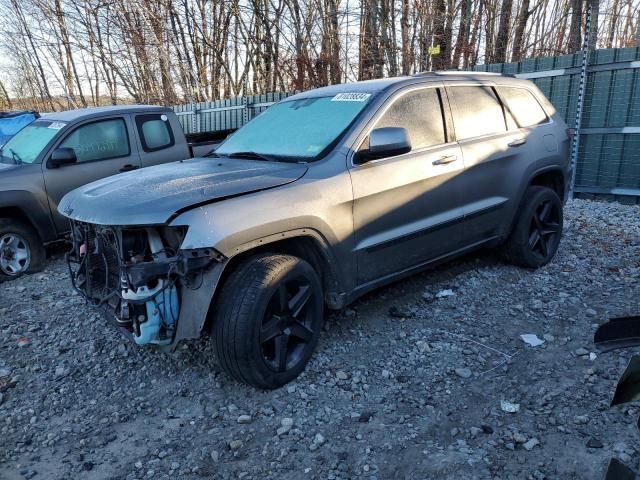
503 186 563 268
212 254 323 389
0 218 45 282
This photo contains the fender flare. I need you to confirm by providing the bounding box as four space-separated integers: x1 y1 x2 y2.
0 190 56 242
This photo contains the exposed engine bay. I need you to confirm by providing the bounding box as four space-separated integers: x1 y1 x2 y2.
66 221 222 346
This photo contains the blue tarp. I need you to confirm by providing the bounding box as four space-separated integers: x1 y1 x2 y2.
0 112 38 146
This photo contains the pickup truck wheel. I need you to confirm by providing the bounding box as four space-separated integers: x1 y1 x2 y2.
213 254 323 389
504 186 563 268
0 219 45 281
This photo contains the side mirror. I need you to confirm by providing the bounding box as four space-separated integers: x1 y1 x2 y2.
48 148 77 168
356 127 412 164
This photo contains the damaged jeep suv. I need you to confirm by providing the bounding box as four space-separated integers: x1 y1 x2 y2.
61 73 570 389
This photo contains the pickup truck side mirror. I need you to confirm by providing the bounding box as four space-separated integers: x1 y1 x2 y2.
48 148 77 168
356 127 412 164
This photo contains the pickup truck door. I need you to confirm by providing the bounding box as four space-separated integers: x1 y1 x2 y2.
132 112 191 167
42 115 142 234
349 85 466 284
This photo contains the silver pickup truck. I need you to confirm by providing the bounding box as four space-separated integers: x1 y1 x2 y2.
0 105 219 281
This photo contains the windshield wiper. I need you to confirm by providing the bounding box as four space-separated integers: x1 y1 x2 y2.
226 151 278 162
9 148 23 165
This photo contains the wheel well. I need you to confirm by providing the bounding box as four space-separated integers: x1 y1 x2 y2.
529 170 564 200
0 207 40 237
201 236 341 335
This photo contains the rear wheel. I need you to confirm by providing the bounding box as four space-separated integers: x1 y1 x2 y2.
0 218 45 282
212 253 323 389
504 186 563 268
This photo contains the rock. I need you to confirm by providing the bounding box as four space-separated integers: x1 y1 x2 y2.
228 440 243 451
454 368 472 379
586 438 603 449
574 415 589 425
500 400 520 413
210 450 220 462
237 415 252 424
470 427 482 437
55 366 67 378
436 289 455 299
523 438 540 451
586 308 597 317
17 338 30 348
575 347 589 356
336 370 349 380
422 292 436 303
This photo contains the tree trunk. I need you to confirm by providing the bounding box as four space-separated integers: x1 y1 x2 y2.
511 0 530 61
568 0 583 53
431 0 448 70
452 0 472 68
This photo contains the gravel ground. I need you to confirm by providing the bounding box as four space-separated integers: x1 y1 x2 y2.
1 198 640 480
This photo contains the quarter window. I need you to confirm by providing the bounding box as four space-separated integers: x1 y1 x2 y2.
59 118 130 163
447 86 506 140
497 87 548 128
136 114 175 152
374 88 446 151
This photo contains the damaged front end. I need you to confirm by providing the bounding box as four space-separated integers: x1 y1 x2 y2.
66 221 224 347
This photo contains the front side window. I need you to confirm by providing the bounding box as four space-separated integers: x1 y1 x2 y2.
59 118 130 163
136 114 175 152
374 88 446 151
0 120 66 164
216 94 372 161
497 87 548 128
448 86 506 140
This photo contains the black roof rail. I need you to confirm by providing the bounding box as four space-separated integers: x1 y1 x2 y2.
412 70 515 78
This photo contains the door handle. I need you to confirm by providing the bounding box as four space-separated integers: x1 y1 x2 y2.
432 154 457 166
119 164 139 172
508 138 527 147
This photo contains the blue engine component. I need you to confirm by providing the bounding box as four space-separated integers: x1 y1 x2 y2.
133 283 179 346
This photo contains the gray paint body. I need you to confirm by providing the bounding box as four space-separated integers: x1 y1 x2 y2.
60 73 570 345
0 105 193 242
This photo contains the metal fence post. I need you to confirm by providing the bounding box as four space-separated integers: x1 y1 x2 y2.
242 95 249 126
568 5 592 198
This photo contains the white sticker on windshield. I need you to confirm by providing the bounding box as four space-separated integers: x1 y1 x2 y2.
331 93 371 102
47 122 66 130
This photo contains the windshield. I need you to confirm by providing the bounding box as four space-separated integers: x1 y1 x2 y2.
216 93 373 160
0 119 66 164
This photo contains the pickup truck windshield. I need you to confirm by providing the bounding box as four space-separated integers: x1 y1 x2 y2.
216 94 373 160
0 120 66 164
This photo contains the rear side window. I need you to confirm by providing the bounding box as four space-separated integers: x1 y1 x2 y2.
498 87 548 128
59 118 130 163
374 88 446 150
136 114 175 152
447 86 506 140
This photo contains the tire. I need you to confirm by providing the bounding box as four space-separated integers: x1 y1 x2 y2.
0 218 45 282
503 186 563 269
212 253 324 389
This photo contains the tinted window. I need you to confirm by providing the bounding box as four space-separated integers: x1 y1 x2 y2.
136 114 175 152
498 87 548 128
375 88 445 150
60 118 129 163
448 86 506 140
